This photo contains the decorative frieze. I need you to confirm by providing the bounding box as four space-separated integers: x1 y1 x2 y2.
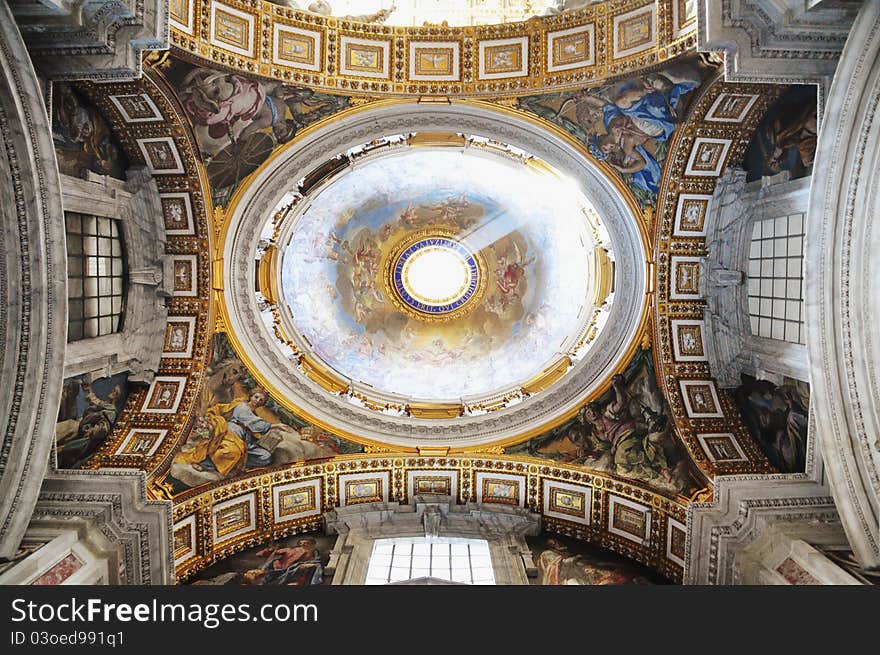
163 0 697 97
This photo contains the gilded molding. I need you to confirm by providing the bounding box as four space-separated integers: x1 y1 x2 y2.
170 454 689 583
168 0 697 98
651 73 782 481
68 71 216 486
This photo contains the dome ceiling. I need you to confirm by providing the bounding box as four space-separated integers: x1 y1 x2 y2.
221 101 648 448
272 145 611 402
60 46 776 488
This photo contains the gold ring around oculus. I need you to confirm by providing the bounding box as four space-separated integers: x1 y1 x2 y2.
382 228 487 323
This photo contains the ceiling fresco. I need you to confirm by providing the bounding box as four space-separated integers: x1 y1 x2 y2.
187 530 333 586
229 112 644 442
49 5 826 581
517 52 712 207
274 147 605 401
527 532 670 585
52 82 129 181
56 371 131 470
168 332 363 493
734 374 810 474
742 85 818 183
508 347 704 497
158 53 350 204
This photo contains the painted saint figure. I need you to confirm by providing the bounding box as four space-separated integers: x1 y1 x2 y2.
518 58 706 204
535 537 654 585
177 389 285 477
510 349 697 495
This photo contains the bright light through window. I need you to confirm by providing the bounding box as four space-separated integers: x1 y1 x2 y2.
309 1 558 27
364 537 495 585
402 246 470 305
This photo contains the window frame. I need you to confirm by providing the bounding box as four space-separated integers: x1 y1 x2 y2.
64 211 127 343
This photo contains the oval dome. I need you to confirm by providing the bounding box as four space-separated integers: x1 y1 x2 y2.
277 147 604 401
222 101 647 448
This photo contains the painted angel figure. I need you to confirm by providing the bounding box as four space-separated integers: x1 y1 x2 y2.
494 243 535 295
589 114 664 194
428 194 470 226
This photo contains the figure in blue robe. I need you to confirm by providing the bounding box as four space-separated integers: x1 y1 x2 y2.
595 80 696 195
604 80 697 142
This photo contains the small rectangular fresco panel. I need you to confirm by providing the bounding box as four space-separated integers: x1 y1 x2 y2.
52 82 129 180
517 53 712 207
55 372 130 469
734 374 809 473
158 55 350 203
168 332 362 494
743 85 817 182
187 531 334 586
528 533 667 585
509 348 702 497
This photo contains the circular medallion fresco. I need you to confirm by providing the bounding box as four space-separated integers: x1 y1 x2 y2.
275 145 609 401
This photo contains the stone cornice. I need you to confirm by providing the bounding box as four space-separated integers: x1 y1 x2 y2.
0 1 68 559
697 0 858 106
9 0 169 81
32 469 173 584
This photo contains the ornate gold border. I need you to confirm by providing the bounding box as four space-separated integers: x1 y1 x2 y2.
650 75 783 480
67 30 794 563
381 228 488 323
67 69 217 485
172 453 692 583
169 0 696 98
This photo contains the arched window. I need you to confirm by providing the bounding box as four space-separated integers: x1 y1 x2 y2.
65 212 125 342
325 500 539 584
364 536 496 585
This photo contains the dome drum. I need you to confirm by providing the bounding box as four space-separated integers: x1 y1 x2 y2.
223 102 648 449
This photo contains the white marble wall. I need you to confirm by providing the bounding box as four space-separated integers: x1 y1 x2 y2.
701 169 810 387
0 1 68 559
804 0 880 570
